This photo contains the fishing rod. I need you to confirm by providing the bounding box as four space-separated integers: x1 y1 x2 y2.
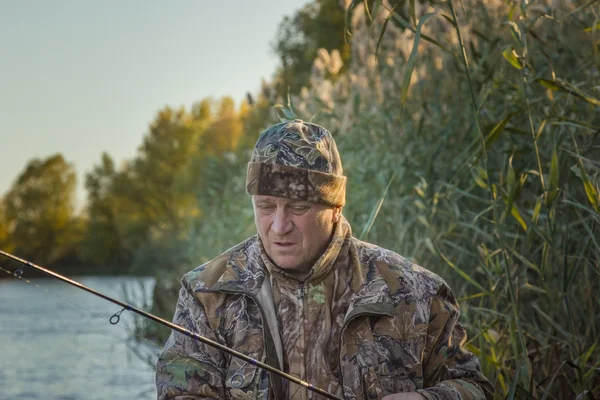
0 249 342 400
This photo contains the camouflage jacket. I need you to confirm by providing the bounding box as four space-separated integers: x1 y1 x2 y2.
156 218 493 399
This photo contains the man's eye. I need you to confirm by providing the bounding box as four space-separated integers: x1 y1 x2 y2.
259 205 275 211
290 206 309 213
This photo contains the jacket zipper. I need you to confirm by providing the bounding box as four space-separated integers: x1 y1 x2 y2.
299 281 306 399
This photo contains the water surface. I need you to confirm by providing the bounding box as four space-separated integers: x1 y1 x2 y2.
0 276 160 400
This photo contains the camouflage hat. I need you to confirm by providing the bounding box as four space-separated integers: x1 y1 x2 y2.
246 119 346 207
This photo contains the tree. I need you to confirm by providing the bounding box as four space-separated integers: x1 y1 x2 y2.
3 154 78 264
0 199 15 253
197 97 246 157
80 152 129 268
83 104 214 273
119 105 206 237
273 0 350 96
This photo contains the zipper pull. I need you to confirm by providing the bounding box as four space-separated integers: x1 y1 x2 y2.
300 282 305 298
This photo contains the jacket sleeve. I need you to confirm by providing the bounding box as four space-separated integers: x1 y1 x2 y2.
415 283 494 400
155 283 226 400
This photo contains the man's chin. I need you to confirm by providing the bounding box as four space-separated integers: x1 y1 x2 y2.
273 260 301 271
271 256 304 271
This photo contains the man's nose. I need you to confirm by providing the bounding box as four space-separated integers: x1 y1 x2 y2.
271 207 293 235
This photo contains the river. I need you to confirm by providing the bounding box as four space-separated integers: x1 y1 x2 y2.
0 276 161 400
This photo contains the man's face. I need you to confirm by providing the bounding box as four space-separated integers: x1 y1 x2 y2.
253 195 341 273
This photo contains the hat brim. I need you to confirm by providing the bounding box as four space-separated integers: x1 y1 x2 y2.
246 162 346 207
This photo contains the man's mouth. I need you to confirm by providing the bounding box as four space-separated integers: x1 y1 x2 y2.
274 242 295 247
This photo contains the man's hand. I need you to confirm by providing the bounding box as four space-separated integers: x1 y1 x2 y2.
381 393 427 400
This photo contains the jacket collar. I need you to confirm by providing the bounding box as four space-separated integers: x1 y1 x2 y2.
188 224 396 320
186 238 266 297
258 216 351 284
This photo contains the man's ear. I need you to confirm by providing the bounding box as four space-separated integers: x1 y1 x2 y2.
332 206 342 223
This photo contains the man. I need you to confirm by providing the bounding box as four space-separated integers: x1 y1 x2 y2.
156 120 494 399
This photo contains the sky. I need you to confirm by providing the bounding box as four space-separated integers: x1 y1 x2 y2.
0 0 307 208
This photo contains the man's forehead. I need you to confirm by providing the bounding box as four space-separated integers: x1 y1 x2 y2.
252 195 311 205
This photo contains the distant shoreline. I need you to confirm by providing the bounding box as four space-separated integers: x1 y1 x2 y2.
0 266 152 280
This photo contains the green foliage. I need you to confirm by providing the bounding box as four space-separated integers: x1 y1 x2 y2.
82 102 209 273
2 154 81 266
273 0 350 96
0 200 14 253
80 152 129 268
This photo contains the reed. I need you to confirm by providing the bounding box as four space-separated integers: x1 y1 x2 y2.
324 1 600 397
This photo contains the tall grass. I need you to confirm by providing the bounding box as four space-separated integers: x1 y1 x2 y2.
321 1 599 398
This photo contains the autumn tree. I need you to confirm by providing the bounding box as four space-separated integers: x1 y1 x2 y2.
0 199 15 253
3 154 79 265
195 97 247 156
81 103 215 273
80 96 267 276
115 105 207 238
